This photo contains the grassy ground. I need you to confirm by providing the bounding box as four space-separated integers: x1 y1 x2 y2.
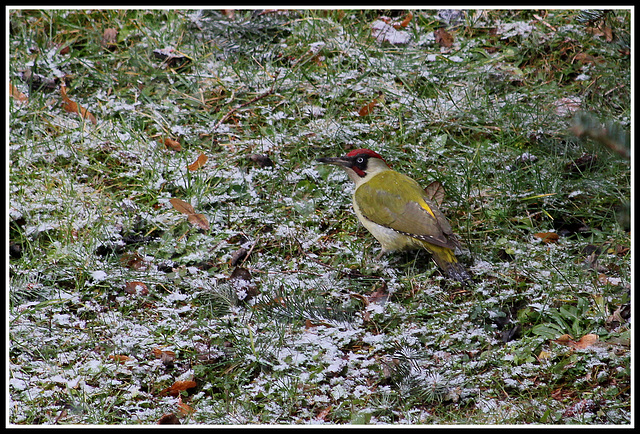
8 8 631 425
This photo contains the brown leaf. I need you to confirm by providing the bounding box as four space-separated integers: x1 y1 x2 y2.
230 247 248 266
247 153 274 168
229 266 259 301
573 52 604 65
108 354 132 364
170 198 196 215
316 406 332 421
187 213 210 231
170 198 210 230
124 281 149 296
598 273 621 286
101 28 118 51
160 380 198 397
152 348 176 365
177 396 195 417
399 12 413 28
534 232 559 243
424 180 445 207
601 25 613 42
554 334 574 345
368 281 389 305
572 334 599 349
553 333 599 350
358 99 378 117
434 28 454 48
187 153 209 171
10 83 28 103
60 85 97 125
120 252 148 270
158 413 181 424
163 137 182 151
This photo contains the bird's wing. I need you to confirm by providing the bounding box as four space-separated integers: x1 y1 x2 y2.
355 172 458 249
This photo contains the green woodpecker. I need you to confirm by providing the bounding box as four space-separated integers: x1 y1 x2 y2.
317 148 470 282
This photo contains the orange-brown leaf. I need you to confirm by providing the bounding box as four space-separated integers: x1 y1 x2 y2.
358 99 377 117
120 252 147 270
572 334 599 349
187 153 209 171
164 137 182 151
399 12 413 28
554 334 575 345
316 405 332 421
177 396 195 417
161 380 198 397
10 83 28 103
108 354 132 364
534 232 559 243
60 85 97 125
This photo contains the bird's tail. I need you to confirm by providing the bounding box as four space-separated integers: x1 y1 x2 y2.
428 245 471 282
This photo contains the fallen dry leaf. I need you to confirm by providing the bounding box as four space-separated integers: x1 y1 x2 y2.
101 28 118 51
554 334 574 345
316 405 332 421
399 12 413 28
60 85 97 125
368 281 389 305
158 413 181 424
108 354 132 364
534 232 559 243
10 83 28 103
160 380 198 397
177 396 195 417
358 98 378 117
170 198 210 231
247 153 274 168
120 252 148 270
187 153 209 171
124 280 149 296
163 137 182 151
170 197 195 215
572 334 599 349
434 27 454 48
152 347 177 362
187 213 210 231
424 180 445 207
553 333 599 350
537 350 551 361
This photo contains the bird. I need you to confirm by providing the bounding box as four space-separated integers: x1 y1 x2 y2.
316 148 470 282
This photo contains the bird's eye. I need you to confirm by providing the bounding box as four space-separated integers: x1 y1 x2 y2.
356 157 364 164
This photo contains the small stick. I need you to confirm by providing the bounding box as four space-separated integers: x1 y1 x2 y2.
213 72 279 130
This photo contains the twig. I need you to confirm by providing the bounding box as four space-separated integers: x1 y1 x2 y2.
213 72 279 131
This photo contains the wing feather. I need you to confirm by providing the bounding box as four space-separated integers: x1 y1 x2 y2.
354 171 458 249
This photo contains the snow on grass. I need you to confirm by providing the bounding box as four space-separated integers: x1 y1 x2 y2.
8 8 630 426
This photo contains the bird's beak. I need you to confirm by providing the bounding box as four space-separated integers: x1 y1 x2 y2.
316 156 352 167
